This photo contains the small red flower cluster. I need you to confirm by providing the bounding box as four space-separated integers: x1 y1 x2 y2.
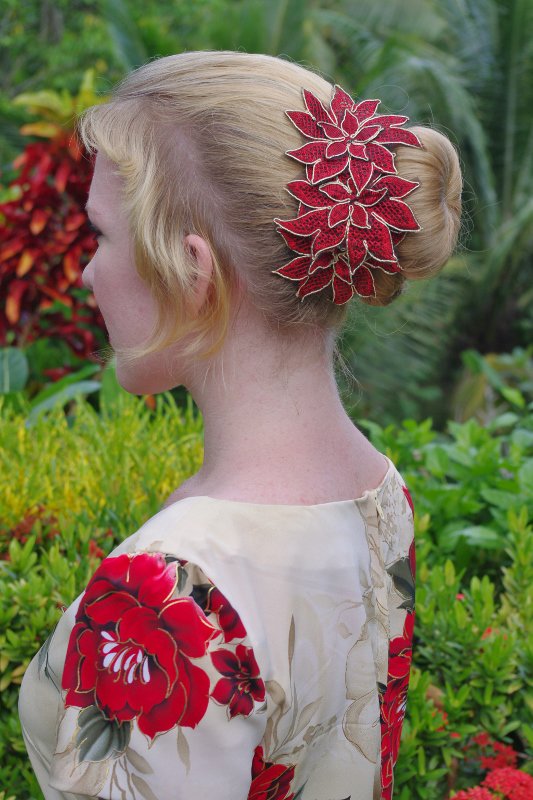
452 767 533 800
451 733 529 800
273 85 423 304
88 539 105 560
483 767 533 800
479 741 518 772
463 731 518 770
1 503 60 558
452 789 495 800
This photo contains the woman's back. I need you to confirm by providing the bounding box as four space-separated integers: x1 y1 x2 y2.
19 454 415 800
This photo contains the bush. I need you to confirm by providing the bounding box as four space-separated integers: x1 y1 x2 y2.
1 389 531 799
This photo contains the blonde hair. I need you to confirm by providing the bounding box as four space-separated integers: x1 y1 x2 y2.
76 50 462 366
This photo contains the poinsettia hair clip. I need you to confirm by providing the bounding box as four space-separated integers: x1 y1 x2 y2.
272 85 423 305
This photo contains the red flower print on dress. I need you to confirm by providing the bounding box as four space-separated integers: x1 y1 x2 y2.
62 553 221 740
402 484 415 516
211 643 266 718
248 745 296 800
205 585 248 642
379 611 415 800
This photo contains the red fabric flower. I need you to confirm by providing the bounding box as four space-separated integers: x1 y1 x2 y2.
286 86 423 186
273 85 423 305
211 642 266 718
62 553 221 740
248 745 296 800
276 170 420 302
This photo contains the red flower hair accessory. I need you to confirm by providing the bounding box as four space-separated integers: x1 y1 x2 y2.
272 86 423 304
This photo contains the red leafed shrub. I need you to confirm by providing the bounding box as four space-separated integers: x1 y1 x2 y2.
0 503 61 559
0 129 105 364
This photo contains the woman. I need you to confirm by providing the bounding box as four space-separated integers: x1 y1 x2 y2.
19 50 461 799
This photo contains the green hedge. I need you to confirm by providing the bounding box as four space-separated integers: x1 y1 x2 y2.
1 390 532 799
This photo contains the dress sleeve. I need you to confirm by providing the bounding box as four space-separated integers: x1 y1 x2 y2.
48 550 268 799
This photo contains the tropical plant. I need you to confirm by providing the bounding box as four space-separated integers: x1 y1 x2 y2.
0 0 124 170
0 70 108 379
321 0 533 427
450 346 533 423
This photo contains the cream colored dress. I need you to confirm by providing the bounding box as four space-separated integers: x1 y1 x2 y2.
18 455 416 800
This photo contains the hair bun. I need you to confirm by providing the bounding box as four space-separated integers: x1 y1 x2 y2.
362 126 462 307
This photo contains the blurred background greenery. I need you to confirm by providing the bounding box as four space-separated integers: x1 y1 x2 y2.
1 0 532 429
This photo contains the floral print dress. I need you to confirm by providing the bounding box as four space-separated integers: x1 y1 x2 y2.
18 454 416 800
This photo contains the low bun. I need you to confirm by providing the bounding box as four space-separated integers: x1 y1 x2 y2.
361 126 462 307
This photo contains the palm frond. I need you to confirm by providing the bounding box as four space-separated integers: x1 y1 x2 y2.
100 0 149 71
337 260 474 427
391 55 498 234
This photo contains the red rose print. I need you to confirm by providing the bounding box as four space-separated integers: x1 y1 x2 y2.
211 643 266 718
248 745 296 800
62 553 221 740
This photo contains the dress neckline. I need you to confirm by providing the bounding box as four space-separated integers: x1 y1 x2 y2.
160 455 396 512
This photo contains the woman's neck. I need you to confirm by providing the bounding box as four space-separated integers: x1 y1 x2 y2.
174 313 385 505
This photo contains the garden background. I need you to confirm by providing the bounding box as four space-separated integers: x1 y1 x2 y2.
0 1 532 799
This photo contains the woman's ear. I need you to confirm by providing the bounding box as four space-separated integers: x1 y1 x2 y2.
184 234 214 316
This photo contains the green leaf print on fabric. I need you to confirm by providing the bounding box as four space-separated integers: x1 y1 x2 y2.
74 705 131 762
131 772 159 800
387 554 415 613
37 621 61 692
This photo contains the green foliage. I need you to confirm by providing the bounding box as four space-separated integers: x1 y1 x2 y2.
331 0 533 424
0 384 204 534
0 348 29 394
451 347 533 423
1 384 532 798
358 401 533 587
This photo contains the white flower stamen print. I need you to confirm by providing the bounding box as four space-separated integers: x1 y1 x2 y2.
100 631 151 684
